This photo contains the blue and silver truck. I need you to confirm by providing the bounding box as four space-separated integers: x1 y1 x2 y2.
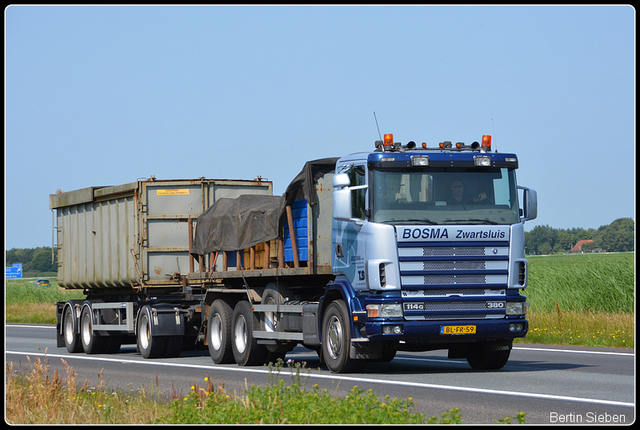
52 133 537 373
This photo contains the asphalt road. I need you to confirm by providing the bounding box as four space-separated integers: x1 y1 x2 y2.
5 324 635 424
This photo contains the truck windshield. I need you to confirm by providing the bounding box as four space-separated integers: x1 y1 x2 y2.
371 168 521 225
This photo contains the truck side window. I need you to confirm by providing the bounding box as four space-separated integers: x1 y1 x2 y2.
347 165 366 219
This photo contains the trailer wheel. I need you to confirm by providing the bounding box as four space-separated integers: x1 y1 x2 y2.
207 299 235 364
231 301 267 366
321 300 364 373
63 306 82 353
163 336 183 358
80 305 107 354
137 306 164 359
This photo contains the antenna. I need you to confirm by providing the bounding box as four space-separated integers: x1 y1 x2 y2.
373 111 382 141
491 118 497 152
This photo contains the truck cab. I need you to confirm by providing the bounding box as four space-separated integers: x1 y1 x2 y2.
328 134 537 371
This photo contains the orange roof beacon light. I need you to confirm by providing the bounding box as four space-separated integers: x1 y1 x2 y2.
383 134 394 150
481 135 492 152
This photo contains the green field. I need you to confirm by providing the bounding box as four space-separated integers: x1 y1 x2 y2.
514 252 634 348
525 252 634 313
5 279 84 324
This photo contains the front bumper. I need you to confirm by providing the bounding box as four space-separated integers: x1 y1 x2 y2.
362 317 528 342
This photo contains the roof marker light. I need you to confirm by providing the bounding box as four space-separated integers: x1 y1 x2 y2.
383 134 394 149
481 135 492 152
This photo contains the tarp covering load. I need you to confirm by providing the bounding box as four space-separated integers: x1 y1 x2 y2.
283 158 339 207
190 157 338 256
190 195 285 255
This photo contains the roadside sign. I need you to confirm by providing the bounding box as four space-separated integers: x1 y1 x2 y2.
6 264 23 279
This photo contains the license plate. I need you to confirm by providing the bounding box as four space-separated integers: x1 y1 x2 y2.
440 325 476 335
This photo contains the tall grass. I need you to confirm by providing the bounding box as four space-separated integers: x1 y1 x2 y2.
5 279 83 324
525 253 634 313
6 354 165 424
7 357 485 424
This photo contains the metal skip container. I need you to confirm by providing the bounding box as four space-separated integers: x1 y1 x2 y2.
50 178 272 290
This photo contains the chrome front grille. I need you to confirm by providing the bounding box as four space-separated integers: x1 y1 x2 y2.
399 241 510 320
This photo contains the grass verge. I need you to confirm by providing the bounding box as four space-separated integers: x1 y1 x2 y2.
7 356 526 424
515 310 633 348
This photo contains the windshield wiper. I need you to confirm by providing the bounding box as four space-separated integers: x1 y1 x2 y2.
440 219 498 225
383 219 439 225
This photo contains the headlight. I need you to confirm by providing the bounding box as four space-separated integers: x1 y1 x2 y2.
506 301 530 316
367 303 403 318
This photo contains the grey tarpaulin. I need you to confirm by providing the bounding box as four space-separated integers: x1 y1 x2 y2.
283 157 339 207
190 194 286 255
190 158 338 256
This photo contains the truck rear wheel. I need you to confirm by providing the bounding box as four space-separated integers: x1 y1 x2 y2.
63 305 82 353
322 300 364 373
261 282 292 362
231 300 267 366
207 299 234 364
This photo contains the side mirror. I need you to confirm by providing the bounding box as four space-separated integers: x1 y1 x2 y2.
333 173 352 221
332 173 350 188
519 186 538 221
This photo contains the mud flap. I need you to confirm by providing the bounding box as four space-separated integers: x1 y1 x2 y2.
349 340 383 360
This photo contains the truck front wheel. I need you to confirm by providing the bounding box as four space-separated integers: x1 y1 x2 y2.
207 299 234 364
321 300 364 373
231 301 266 366
466 342 512 370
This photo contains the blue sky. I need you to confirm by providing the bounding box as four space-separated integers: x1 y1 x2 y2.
4 5 635 249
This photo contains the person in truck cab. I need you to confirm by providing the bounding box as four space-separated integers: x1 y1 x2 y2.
447 180 488 205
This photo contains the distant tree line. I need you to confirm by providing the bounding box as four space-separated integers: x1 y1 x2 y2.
525 218 634 255
6 246 57 274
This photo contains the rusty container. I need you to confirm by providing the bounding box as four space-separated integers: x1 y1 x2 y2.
50 178 272 290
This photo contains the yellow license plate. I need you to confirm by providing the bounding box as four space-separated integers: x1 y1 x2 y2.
440 325 476 335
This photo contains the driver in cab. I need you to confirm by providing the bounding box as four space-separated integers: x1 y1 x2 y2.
447 180 488 205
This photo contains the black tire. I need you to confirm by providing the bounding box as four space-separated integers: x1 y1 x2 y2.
137 306 164 359
466 345 511 370
378 341 399 362
80 305 108 354
163 336 183 358
231 301 267 366
105 336 123 354
63 305 82 353
321 300 364 373
207 299 235 364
